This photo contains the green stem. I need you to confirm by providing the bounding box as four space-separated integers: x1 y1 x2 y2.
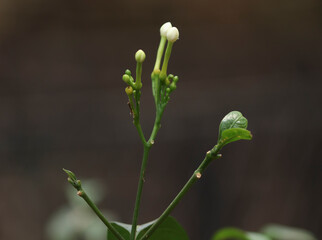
80 191 125 240
130 107 166 240
160 41 173 80
138 145 223 240
135 62 143 89
130 145 151 239
134 121 147 146
149 110 163 143
154 37 167 71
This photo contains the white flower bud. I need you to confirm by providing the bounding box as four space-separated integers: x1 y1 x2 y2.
160 22 172 37
135 49 146 63
166 27 179 42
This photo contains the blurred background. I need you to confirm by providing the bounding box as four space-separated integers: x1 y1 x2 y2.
0 0 321 239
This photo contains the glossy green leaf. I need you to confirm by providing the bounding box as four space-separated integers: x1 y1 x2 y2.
107 216 189 240
212 227 250 240
218 111 248 142
220 128 252 146
137 216 189 240
107 222 131 240
260 224 317 240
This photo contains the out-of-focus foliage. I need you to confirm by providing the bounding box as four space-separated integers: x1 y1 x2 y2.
46 180 118 240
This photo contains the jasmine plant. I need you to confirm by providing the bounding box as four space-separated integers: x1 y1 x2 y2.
64 22 252 240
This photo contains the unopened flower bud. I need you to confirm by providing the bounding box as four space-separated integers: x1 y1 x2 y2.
166 27 179 42
122 74 131 84
125 69 132 76
165 78 171 86
160 22 172 37
170 82 177 90
135 49 146 63
125 86 133 95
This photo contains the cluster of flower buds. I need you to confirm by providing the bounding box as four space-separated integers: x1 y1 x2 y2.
122 49 147 99
160 22 179 42
151 22 180 107
121 22 180 118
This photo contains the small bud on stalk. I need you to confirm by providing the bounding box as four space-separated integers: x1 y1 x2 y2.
166 27 179 42
160 22 172 37
135 49 146 63
125 86 133 95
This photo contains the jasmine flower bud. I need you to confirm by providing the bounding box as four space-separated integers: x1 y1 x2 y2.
166 27 179 42
135 49 146 63
122 74 131 84
160 22 172 37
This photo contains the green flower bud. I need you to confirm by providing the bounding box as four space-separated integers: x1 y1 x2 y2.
170 82 177 90
125 69 132 76
122 74 131 84
135 49 146 63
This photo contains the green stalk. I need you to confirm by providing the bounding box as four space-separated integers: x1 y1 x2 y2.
79 191 125 240
154 37 167 71
160 41 173 80
138 145 223 240
130 108 165 240
130 145 151 239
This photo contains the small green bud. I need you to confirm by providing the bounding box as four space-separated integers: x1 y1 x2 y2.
125 86 133 95
63 168 76 181
122 74 131 84
135 49 146 63
168 74 174 80
170 82 176 90
125 69 131 76
165 78 171 86
166 88 171 94
173 76 179 83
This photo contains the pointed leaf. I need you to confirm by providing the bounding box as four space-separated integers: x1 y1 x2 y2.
218 111 248 142
107 222 131 240
136 216 189 240
220 128 252 146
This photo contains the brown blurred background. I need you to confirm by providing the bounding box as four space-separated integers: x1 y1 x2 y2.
0 0 321 239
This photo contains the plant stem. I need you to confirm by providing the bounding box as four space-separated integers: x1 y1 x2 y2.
130 108 165 240
134 121 147 146
160 41 173 80
130 145 151 239
154 37 167 71
80 191 125 240
138 145 223 240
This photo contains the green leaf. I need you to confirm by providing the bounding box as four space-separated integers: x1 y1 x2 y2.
107 222 131 240
218 111 248 142
137 216 189 240
260 224 317 240
220 128 252 146
211 227 250 240
107 216 188 240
